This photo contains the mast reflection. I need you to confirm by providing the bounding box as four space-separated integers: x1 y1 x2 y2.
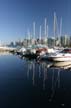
26 59 62 101
49 68 61 102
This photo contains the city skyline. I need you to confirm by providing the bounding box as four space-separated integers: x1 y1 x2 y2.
0 0 71 44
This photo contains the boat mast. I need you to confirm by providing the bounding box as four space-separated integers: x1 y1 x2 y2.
27 29 30 40
27 28 31 45
54 12 56 46
44 18 47 44
59 17 62 46
33 22 35 40
39 25 41 43
47 25 48 46
54 12 59 47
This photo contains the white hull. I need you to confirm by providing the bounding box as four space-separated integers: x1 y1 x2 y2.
40 48 71 62
40 53 71 62
52 61 71 67
51 57 71 62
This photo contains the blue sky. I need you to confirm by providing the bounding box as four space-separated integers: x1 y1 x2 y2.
0 0 71 43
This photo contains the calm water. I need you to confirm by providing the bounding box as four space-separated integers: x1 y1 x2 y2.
0 54 71 108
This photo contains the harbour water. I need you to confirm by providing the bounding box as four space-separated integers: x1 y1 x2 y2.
0 54 71 108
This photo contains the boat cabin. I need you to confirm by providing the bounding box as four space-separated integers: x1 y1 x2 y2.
60 48 71 53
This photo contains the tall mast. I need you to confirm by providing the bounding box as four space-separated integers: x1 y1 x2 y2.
27 29 30 40
39 25 41 41
54 12 57 46
60 17 62 38
59 17 62 46
47 25 48 46
33 22 35 40
27 29 31 45
54 12 56 40
45 18 47 42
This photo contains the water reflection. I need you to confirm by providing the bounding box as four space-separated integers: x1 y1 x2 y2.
27 60 33 78
25 61 60 107
26 59 61 93
0 54 71 107
32 61 35 85
14 55 71 107
49 68 60 102
43 63 48 90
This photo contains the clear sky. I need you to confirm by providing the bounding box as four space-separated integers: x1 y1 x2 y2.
0 0 71 44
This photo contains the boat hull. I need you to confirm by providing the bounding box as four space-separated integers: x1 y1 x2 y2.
50 56 71 61
52 61 71 67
